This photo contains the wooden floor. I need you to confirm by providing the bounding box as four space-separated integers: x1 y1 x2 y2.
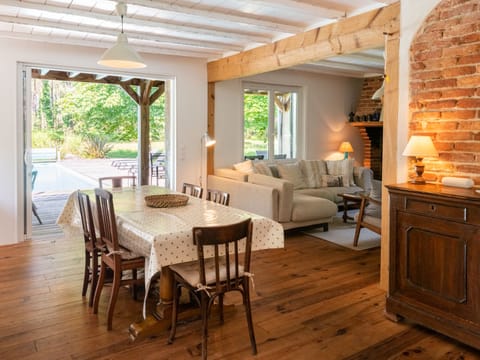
1 231 479 360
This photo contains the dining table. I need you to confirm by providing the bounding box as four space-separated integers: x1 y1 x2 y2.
57 185 285 340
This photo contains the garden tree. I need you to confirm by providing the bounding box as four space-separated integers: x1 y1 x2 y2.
244 92 268 154
33 79 165 158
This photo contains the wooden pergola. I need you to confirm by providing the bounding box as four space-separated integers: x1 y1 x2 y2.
31 69 165 185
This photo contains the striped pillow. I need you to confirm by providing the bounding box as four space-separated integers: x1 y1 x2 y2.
299 160 327 188
254 162 273 176
325 159 355 186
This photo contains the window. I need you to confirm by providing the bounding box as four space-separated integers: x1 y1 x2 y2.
243 83 300 160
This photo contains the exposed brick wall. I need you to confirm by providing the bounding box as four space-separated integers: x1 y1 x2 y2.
409 0 480 183
355 76 383 118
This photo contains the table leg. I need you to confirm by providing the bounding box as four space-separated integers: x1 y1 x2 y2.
342 198 349 222
129 266 174 340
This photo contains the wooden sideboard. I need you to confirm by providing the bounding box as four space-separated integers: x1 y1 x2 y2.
386 183 480 349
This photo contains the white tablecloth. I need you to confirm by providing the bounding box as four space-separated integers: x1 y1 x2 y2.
57 186 284 297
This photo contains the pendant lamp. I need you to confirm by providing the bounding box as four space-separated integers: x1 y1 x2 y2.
98 2 146 69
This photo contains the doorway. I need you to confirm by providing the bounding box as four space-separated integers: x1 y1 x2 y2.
22 65 175 240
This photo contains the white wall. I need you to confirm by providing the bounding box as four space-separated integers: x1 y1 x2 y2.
0 38 207 245
396 0 441 182
214 68 364 168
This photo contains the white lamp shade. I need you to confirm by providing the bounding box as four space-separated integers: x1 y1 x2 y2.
372 81 384 100
402 135 438 158
98 33 146 69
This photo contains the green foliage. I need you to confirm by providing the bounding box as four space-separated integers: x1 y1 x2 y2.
244 93 268 141
32 80 167 159
107 149 137 158
31 130 53 148
81 134 113 159
60 132 83 158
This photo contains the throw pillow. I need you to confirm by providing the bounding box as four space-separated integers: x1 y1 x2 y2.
233 159 255 174
320 174 343 187
277 163 307 189
299 160 327 188
365 179 382 218
325 159 355 186
254 162 273 176
269 165 280 178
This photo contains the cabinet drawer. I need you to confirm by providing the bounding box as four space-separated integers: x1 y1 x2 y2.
405 198 467 222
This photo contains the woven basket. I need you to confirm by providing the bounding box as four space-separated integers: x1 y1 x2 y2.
144 194 189 208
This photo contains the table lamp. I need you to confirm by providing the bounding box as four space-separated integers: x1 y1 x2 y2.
402 135 438 184
339 141 354 159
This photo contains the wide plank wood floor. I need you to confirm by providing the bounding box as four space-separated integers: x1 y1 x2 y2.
1 231 479 359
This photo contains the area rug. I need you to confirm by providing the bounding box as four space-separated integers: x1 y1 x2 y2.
302 216 380 251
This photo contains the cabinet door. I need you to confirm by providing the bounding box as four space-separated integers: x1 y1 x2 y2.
393 211 480 321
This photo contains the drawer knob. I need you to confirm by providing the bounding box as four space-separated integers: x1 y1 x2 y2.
430 204 437 212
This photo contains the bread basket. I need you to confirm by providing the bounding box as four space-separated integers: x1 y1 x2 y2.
144 194 189 208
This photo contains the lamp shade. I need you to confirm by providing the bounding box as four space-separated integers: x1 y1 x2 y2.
402 136 438 158
339 141 354 153
98 33 146 69
372 81 384 100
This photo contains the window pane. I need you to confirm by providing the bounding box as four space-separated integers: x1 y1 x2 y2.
274 91 296 159
243 91 269 159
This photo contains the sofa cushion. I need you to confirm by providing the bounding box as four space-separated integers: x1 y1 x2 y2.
320 174 343 187
233 159 255 174
277 163 307 189
291 194 338 222
364 179 382 218
253 162 273 176
299 160 327 188
326 159 355 186
214 168 248 182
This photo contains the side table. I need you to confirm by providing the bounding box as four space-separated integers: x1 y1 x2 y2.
337 193 363 223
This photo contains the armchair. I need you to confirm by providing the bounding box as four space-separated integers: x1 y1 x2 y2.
353 179 382 247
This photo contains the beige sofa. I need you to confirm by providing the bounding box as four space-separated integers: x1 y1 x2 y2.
208 159 374 230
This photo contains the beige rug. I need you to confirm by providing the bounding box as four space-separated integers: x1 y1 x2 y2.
303 216 380 251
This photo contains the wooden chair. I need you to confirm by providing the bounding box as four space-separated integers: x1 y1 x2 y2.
353 180 382 247
92 188 145 330
206 188 230 206
77 191 100 307
98 175 136 189
168 218 256 359
181 182 203 198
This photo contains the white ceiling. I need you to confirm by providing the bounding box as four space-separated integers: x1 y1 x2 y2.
0 0 396 76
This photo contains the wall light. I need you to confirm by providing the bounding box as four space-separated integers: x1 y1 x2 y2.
200 132 216 186
402 135 438 184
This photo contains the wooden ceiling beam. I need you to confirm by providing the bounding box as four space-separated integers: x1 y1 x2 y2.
207 2 400 82
2 0 270 45
128 0 304 34
0 14 242 52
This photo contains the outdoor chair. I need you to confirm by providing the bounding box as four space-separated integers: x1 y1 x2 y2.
206 188 230 206
353 179 382 247
77 191 101 307
92 188 145 330
168 218 257 359
98 175 136 189
181 182 203 198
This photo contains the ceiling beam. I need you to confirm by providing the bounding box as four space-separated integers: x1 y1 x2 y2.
207 2 400 82
127 0 305 34
0 31 219 59
251 0 345 19
0 14 243 52
1 0 271 44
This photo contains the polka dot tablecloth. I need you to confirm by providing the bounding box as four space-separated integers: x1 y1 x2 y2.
58 186 284 289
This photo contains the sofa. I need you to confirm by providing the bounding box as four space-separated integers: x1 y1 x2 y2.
207 158 374 230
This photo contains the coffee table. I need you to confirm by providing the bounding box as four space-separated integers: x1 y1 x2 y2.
338 193 364 223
